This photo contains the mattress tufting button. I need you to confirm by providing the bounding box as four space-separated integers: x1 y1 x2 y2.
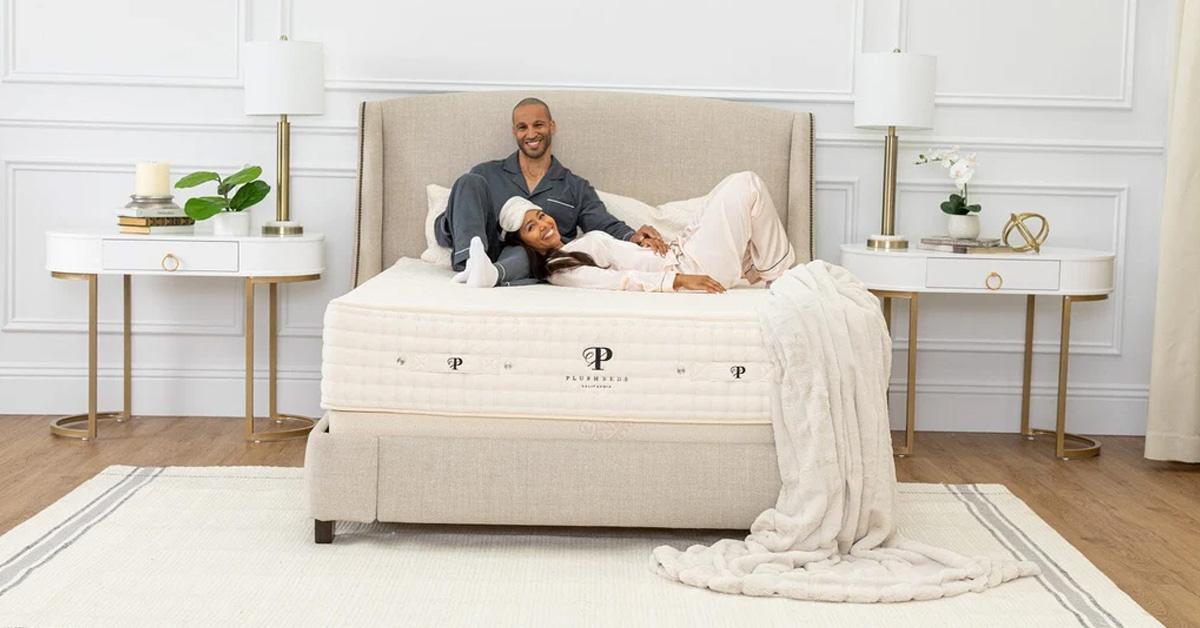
503 362 512 370
676 366 686 375
396 356 406 366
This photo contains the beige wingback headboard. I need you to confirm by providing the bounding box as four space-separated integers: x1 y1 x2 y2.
352 90 814 286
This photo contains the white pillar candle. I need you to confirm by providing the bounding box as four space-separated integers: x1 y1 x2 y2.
134 162 171 197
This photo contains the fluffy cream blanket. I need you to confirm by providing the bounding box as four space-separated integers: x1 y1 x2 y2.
652 261 1038 602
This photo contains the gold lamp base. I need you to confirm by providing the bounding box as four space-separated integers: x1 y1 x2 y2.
867 234 908 251
262 220 304 237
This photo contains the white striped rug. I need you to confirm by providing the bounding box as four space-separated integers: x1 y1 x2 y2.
0 466 1159 627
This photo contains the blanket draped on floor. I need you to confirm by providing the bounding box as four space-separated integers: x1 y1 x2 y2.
651 261 1038 602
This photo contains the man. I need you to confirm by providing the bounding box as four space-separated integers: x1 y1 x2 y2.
434 97 666 286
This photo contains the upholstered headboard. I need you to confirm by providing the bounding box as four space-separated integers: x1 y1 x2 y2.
352 90 814 286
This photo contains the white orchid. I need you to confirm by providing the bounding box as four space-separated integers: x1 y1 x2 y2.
915 147 981 215
949 157 975 191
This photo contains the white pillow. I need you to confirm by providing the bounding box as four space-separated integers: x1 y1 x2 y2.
420 184 453 268
596 190 704 243
419 184 706 268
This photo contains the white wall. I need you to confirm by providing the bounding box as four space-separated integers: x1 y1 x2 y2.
0 0 1167 435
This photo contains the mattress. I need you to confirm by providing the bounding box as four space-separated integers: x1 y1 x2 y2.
321 258 777 432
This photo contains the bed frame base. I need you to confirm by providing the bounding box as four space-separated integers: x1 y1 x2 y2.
303 414 782 542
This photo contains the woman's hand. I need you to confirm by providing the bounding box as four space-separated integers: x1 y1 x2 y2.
673 274 726 293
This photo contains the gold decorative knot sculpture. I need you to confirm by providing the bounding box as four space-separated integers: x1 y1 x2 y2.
1002 212 1049 253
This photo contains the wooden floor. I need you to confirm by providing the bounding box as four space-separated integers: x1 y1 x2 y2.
1 415 1197 626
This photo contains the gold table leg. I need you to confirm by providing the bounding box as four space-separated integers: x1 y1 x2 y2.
244 276 319 443
873 290 918 457
1020 295 1035 438
50 273 131 440
1021 294 1105 460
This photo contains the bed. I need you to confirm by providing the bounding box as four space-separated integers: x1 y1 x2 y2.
304 90 815 542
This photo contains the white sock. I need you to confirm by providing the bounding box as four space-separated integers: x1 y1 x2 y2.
464 237 499 288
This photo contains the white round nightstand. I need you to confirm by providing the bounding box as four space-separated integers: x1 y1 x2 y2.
44 229 325 443
840 244 1115 460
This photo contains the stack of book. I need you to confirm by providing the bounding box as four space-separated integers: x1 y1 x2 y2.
918 236 1016 255
117 197 194 235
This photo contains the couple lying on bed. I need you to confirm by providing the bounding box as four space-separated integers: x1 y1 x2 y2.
434 97 796 293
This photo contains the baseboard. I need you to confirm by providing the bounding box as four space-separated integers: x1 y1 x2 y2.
0 370 322 418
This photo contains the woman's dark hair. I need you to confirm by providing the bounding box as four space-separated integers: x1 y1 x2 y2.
504 231 605 280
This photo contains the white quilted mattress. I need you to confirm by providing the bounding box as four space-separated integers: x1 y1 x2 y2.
321 258 777 425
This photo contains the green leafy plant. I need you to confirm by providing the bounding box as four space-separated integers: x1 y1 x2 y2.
175 166 271 221
939 193 981 216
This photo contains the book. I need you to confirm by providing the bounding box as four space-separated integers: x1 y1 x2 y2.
118 225 195 235
918 242 1021 255
116 206 187 218
118 216 195 227
920 235 1002 247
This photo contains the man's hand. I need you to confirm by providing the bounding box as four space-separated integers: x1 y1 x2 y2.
630 225 668 255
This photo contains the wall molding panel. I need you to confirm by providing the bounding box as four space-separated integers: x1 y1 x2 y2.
1 0 247 88
815 177 861 248
897 0 1138 109
307 0 865 103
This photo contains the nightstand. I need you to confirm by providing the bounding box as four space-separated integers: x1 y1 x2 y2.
840 243 1115 460
44 229 325 442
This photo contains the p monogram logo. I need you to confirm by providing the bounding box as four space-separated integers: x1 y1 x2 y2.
447 357 463 371
582 347 613 371
730 365 746 379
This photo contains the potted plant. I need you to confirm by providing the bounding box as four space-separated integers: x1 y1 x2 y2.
915 147 981 240
175 166 271 236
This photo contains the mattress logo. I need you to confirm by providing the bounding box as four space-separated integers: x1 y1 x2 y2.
731 365 746 379
447 357 463 371
582 347 613 371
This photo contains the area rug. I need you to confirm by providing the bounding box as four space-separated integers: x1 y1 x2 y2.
0 466 1158 627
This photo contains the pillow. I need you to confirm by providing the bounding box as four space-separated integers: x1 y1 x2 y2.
596 190 704 243
420 184 453 267
419 184 707 268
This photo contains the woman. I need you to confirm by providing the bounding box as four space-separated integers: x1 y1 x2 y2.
455 171 795 292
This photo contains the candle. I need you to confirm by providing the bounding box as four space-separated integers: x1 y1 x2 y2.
134 162 170 197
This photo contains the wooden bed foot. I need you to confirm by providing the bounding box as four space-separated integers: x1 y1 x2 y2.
315 519 334 544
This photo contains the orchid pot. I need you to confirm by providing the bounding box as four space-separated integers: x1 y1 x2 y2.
946 213 981 240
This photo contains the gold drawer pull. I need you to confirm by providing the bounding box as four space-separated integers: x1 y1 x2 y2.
985 271 1003 291
161 253 180 272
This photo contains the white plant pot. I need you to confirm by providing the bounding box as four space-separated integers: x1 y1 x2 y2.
212 211 251 237
947 214 981 240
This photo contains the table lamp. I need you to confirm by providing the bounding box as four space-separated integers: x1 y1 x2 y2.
244 36 325 237
854 50 936 251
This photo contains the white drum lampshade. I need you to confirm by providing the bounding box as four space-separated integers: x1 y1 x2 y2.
243 38 324 236
854 53 936 130
854 51 937 251
244 39 325 116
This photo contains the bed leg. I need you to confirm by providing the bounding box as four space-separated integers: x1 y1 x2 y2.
315 519 335 544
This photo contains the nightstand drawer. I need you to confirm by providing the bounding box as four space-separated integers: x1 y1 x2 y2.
101 239 239 273
926 258 1060 292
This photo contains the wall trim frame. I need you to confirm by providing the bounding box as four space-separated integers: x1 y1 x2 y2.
0 0 247 88
896 0 1138 109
